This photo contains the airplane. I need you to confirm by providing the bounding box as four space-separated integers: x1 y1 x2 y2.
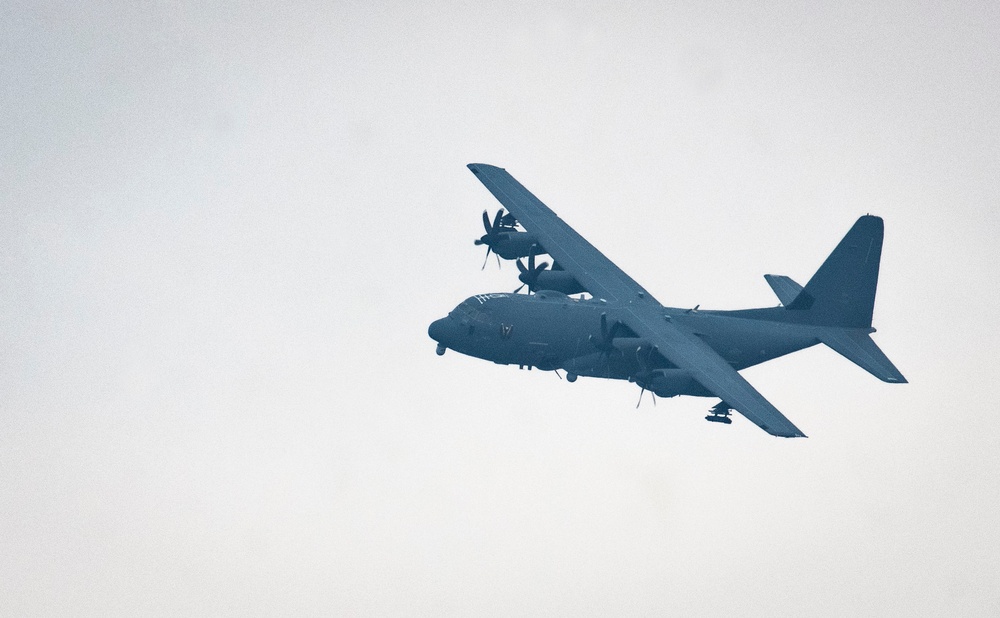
428 164 907 437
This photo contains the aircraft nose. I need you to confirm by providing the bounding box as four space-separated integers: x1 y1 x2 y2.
428 317 449 343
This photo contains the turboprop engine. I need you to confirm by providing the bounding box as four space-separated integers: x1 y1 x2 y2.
632 368 712 398
474 209 540 267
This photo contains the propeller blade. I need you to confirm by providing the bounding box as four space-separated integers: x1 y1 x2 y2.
591 312 625 358
492 209 504 231
481 245 492 270
514 246 551 294
482 210 492 234
513 283 526 294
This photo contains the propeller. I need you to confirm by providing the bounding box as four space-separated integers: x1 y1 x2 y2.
589 313 623 377
636 385 656 408
633 344 660 408
513 246 549 293
474 209 506 270
589 313 624 377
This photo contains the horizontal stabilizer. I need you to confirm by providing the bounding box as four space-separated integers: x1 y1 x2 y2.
818 328 907 383
764 274 804 306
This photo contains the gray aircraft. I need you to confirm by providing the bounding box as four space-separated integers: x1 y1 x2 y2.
428 164 907 437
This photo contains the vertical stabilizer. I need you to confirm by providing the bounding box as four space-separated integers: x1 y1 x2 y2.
787 216 883 328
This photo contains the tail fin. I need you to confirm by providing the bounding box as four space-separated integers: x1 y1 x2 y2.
786 216 883 328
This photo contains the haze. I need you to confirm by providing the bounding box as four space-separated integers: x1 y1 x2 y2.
2 2 998 615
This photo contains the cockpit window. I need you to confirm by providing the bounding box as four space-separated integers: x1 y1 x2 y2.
455 297 494 323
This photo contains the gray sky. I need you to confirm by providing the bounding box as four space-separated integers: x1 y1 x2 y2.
2 1 999 615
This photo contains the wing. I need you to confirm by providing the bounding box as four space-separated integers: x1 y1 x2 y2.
468 163 806 438
468 163 656 304
623 306 808 437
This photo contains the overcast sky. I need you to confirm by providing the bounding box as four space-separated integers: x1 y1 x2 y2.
2 1 999 615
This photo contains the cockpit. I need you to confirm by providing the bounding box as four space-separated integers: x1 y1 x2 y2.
429 294 511 356
452 293 508 323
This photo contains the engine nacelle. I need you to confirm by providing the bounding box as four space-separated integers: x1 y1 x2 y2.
637 369 712 397
534 270 585 295
491 232 541 260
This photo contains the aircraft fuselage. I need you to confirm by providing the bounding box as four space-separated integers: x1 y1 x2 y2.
428 291 820 397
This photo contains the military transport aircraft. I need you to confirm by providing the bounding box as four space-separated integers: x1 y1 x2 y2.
428 164 907 437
